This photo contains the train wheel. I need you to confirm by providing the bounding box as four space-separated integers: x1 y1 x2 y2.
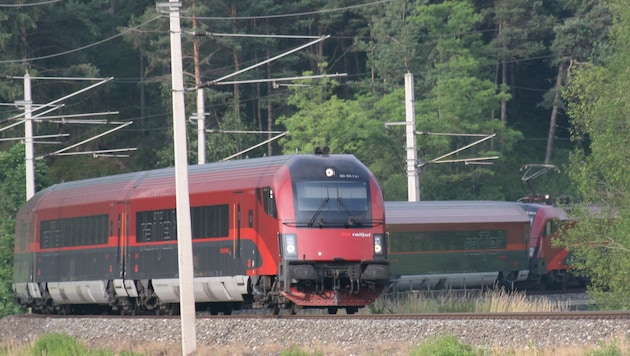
58 305 69 315
287 303 296 315
345 307 358 315
327 307 338 315
208 304 219 315
121 307 136 316
155 303 177 316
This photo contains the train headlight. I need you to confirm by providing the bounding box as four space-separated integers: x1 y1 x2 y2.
282 234 298 258
373 234 385 256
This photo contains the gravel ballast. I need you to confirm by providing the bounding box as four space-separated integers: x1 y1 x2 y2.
1 315 630 355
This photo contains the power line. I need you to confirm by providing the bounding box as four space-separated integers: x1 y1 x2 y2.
179 0 392 21
0 0 59 7
0 16 161 64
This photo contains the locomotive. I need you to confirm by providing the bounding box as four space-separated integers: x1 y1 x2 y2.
13 152 389 315
385 201 530 291
520 203 585 289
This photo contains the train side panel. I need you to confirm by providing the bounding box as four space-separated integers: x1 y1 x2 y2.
108 159 284 311
386 201 530 290
22 178 134 309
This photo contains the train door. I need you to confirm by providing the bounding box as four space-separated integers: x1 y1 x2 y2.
234 189 259 265
232 191 243 260
254 186 277 273
112 200 134 300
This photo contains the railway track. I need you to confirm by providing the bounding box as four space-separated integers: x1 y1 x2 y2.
13 310 630 320
14 288 595 318
525 287 586 295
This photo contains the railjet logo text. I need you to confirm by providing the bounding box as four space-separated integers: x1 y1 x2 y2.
352 232 372 238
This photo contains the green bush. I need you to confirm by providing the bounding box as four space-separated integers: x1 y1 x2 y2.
409 335 478 356
280 345 323 356
29 334 110 356
585 341 623 356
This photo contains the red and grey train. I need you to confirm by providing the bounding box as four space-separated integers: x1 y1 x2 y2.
385 201 530 291
13 152 389 315
520 203 584 289
385 200 581 291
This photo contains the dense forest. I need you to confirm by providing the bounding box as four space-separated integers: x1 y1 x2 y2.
1 0 611 201
2 0 629 313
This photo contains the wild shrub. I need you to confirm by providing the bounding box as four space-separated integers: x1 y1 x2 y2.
409 335 478 356
29 334 111 356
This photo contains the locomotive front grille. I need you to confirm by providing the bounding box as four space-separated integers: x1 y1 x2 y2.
287 262 362 281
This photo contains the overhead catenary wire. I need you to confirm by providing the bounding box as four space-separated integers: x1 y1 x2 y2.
0 16 161 64
179 0 393 21
186 32 322 39
0 0 60 7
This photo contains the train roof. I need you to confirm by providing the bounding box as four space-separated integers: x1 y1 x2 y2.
23 154 366 211
519 203 569 221
385 200 531 225
42 155 294 192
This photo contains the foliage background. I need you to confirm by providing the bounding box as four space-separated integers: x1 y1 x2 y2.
0 0 624 313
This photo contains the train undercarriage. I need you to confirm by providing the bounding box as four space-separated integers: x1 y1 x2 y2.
14 262 388 316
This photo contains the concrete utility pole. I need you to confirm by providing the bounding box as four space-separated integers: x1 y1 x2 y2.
163 0 197 354
385 73 420 201
12 74 116 200
188 33 332 162
196 89 206 164
23 71 35 200
404 73 419 202
386 73 498 201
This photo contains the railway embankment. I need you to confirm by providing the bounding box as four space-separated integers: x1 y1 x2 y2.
1 312 629 355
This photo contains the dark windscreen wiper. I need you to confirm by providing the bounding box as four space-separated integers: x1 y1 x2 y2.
308 197 329 227
336 187 362 227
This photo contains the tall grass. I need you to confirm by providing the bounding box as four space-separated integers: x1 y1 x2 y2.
0 333 137 356
368 288 570 314
5 334 626 356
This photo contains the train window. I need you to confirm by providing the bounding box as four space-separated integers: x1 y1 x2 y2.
544 218 564 237
295 181 368 212
40 214 109 249
292 181 370 226
191 204 229 239
136 204 229 243
295 182 368 212
389 230 508 252
259 187 277 218
136 209 176 242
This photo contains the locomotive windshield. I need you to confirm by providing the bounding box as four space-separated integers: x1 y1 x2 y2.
293 181 370 227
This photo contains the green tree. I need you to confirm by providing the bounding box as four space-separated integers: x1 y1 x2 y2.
485 0 554 124
562 0 630 309
277 74 388 159
355 0 422 94
542 1 611 164
406 0 521 200
276 74 403 199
